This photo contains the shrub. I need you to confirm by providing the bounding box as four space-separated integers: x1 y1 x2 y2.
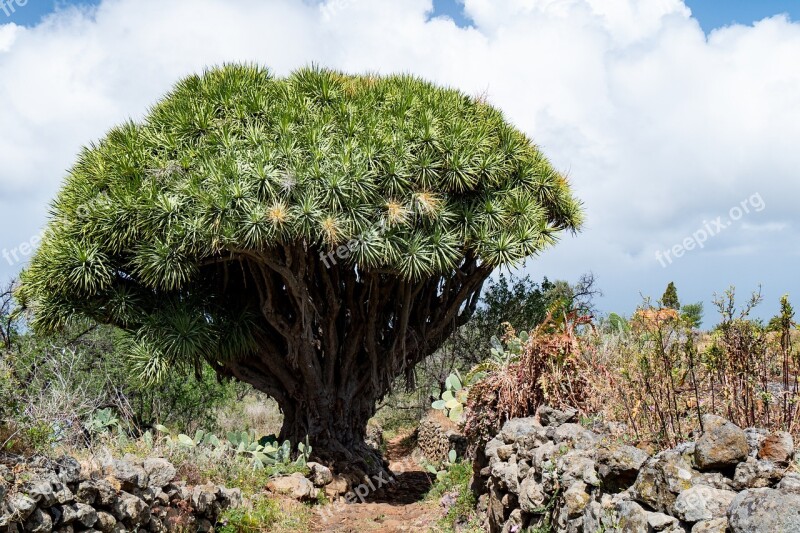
427 460 480 532
464 312 597 447
591 287 800 448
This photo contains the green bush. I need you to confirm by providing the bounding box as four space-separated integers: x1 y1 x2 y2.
427 461 479 532
218 496 310 532
1 290 242 449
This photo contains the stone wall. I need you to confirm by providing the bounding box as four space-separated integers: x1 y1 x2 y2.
475 406 800 532
0 455 241 532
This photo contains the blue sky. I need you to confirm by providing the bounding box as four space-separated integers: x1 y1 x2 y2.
4 1 800 32
0 0 99 25
432 0 799 32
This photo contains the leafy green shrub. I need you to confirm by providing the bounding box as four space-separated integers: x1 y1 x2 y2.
2 317 241 447
219 496 310 532
427 460 479 532
85 408 121 435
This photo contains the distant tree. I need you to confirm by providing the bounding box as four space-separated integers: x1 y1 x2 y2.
767 294 795 333
0 279 18 352
681 302 704 329
661 282 680 310
19 65 582 469
543 272 601 318
418 273 600 392
768 294 796 422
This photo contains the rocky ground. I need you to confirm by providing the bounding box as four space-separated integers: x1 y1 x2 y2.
0 455 240 532
476 406 800 532
6 408 799 532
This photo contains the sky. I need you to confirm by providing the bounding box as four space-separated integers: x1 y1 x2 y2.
0 0 798 325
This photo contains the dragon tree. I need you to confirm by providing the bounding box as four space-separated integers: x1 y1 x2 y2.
20 64 582 469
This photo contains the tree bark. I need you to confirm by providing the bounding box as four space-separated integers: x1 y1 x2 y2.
208 240 491 472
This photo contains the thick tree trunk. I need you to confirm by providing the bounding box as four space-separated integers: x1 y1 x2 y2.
209 241 491 473
277 388 383 473
219 351 388 473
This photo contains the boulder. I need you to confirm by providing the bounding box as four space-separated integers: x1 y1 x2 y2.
324 475 349 500
537 405 578 427
267 473 316 501
7 493 37 521
525 440 557 471
500 417 542 443
217 486 243 508
673 484 736 522
502 508 524 533
22 479 57 507
692 471 735 491
777 472 800 493
53 483 74 505
550 423 598 450
596 442 650 492
74 503 98 528
23 507 53 533
496 445 515 462
109 459 147 490
744 428 768 457
485 437 506 467
694 415 748 470
491 461 519 493
306 462 333 488
632 451 695 514
486 481 506 531
727 488 800 532
58 503 79 525
615 500 649 533
94 511 116 533
142 458 176 488
518 475 546 512
111 491 150 527
757 431 794 466
75 480 117 506
557 450 599 487
562 481 590 518
56 457 82 485
691 518 728 532
190 484 219 515
733 457 781 489
645 511 680 531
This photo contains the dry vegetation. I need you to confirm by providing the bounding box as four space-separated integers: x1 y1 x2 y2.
463 286 800 453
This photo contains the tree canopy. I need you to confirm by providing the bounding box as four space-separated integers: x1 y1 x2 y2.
19 64 582 462
21 64 581 372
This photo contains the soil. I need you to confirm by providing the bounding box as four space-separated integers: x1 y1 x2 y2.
308 432 444 532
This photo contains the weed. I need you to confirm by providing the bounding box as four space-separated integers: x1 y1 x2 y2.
427 461 477 532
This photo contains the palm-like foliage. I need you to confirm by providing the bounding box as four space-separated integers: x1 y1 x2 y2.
20 64 582 463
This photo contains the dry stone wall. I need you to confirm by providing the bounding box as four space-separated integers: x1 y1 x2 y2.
475 406 800 532
0 455 241 532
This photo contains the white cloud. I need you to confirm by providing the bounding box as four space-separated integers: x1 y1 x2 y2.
0 0 797 317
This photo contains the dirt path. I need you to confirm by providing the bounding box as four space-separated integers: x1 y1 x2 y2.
309 433 443 532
